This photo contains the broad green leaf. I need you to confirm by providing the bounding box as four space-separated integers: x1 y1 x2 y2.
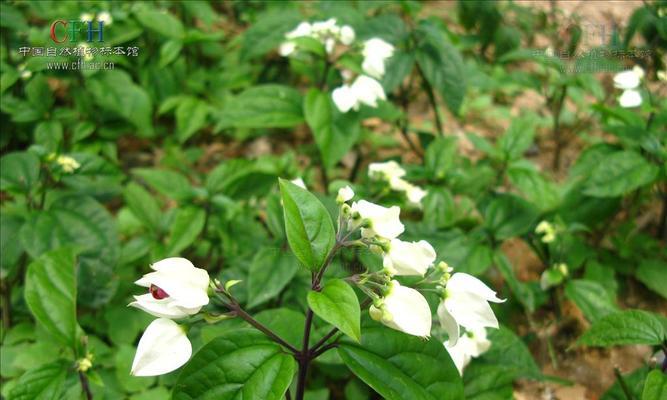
381 51 415 93
422 188 456 229
247 248 298 309
206 159 279 199
564 279 618 323
60 152 124 198
414 21 466 115
307 279 361 342
133 168 194 202
25 74 52 114
507 161 560 211
636 260 667 299
0 214 24 277
482 326 542 380
159 39 183 67
304 88 361 169
254 308 306 349
7 361 67 400
173 329 296 400
134 9 184 39
216 85 303 130
583 151 659 198
463 364 514 400
497 116 537 161
164 207 205 256
34 120 63 152
338 327 464 400
642 369 667 400
0 151 40 194
176 96 209 143
425 137 458 180
279 178 335 272
483 194 539 240
124 183 162 232
87 70 153 137
24 247 79 348
239 9 301 61
578 310 666 347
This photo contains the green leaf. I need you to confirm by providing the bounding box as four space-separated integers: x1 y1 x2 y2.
25 74 52 114
124 183 162 232
483 194 539 240
642 369 667 400
497 116 537 160
425 136 458 180
134 9 184 39
7 361 67 400
239 9 301 61
507 161 560 211
482 326 542 380
254 308 306 349
216 85 303 130
176 96 209 143
0 151 40 194
206 159 279 199
24 248 79 348
279 178 335 272
564 279 618 323
159 39 183 67
304 88 361 169
1 214 24 276
338 327 464 400
132 168 194 202
247 248 298 309
495 252 538 312
307 279 361 342
414 22 466 115
463 364 514 400
164 207 205 256
578 310 666 347
34 120 63 153
583 151 659 198
636 259 667 299
173 329 296 400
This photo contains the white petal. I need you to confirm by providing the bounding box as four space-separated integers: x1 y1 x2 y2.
383 239 436 276
129 294 200 319
290 177 307 189
618 89 642 108
351 75 386 108
445 291 499 331
437 301 460 346
613 70 640 90
448 273 504 303
332 85 358 113
368 161 406 181
350 200 404 240
382 282 432 337
279 41 296 56
444 340 470 376
362 55 386 79
363 38 394 60
340 25 355 45
131 318 192 376
337 185 354 202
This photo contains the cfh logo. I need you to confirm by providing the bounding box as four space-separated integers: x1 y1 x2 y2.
49 20 104 43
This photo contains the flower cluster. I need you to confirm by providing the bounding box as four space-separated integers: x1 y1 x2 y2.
278 19 394 114
368 161 428 207
129 258 210 376
80 11 113 26
613 66 644 108
338 186 504 372
279 18 354 57
535 220 556 243
48 153 81 173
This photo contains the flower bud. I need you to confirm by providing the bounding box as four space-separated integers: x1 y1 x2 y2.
370 280 432 338
337 185 355 203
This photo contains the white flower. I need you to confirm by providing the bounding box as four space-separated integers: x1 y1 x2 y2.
332 84 358 113
613 69 641 90
632 65 645 80
286 22 312 39
131 318 192 376
290 177 307 189
383 239 436 276
340 25 355 45
350 200 404 240
369 280 432 337
437 273 504 346
311 18 338 36
324 38 335 54
658 70 667 82
56 155 80 173
362 38 394 78
405 185 427 206
369 161 406 181
97 11 112 25
129 258 210 319
444 327 491 375
618 89 642 108
80 13 93 22
351 75 386 108
279 41 296 56
337 185 354 203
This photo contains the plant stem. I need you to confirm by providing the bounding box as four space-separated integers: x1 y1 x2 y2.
0 279 11 330
78 372 93 400
310 327 339 353
295 308 314 400
416 63 444 137
551 84 568 171
613 367 635 400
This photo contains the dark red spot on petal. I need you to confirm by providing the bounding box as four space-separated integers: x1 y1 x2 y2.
150 284 169 299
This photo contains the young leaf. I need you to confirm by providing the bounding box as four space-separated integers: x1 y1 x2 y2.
578 310 666 347
247 249 298 309
278 178 335 272
307 279 361 342
24 247 79 348
642 369 667 400
172 329 296 400
497 116 537 161
338 327 464 400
